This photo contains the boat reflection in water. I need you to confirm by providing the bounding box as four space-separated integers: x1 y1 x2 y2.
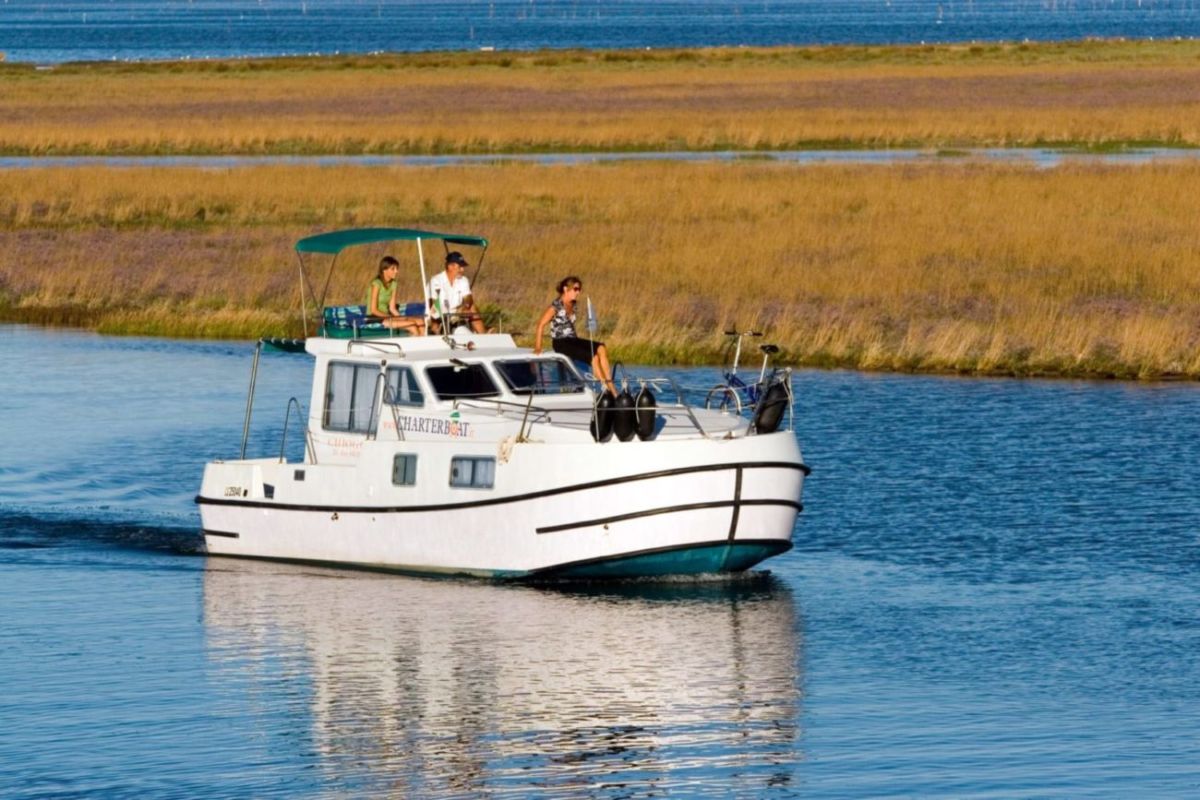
202 561 804 796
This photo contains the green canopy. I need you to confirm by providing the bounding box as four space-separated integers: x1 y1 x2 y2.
295 227 488 255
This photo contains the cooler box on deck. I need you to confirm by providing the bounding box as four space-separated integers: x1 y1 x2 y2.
321 304 424 339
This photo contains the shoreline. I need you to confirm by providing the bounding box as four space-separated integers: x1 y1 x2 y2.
4 38 1197 68
2 146 1200 166
5 314 1195 383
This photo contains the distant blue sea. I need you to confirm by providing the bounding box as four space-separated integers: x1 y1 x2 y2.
2 0 1200 64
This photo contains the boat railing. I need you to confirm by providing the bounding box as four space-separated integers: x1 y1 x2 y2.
240 341 264 459
514 392 539 442
455 377 716 440
783 367 796 434
367 374 408 443
447 394 554 442
363 372 785 444
736 366 795 436
640 375 711 438
344 338 406 357
454 396 560 428
278 397 317 464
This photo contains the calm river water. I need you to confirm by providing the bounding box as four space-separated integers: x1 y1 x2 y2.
1 324 1198 797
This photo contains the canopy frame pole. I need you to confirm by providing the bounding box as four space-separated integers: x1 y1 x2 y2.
417 237 431 333
317 252 341 316
453 241 489 290
295 253 309 338
295 251 323 337
465 244 489 327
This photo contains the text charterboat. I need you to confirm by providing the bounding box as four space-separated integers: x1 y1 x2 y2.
196 228 810 579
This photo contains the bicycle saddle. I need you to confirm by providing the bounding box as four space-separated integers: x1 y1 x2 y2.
759 344 780 354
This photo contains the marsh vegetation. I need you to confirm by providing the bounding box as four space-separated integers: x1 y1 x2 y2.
3 160 1200 378
2 39 1200 155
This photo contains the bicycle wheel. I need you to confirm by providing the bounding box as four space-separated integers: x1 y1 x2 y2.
704 385 742 415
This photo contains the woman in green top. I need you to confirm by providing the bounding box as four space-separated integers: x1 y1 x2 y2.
365 256 425 335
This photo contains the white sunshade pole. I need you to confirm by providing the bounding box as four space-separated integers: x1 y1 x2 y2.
416 238 429 328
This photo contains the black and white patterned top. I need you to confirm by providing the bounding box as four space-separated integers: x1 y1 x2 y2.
549 298 577 339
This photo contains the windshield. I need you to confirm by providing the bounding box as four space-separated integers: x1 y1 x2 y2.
495 359 585 395
425 363 500 401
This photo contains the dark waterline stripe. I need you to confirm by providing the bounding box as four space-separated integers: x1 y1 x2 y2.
535 497 803 535
202 529 240 539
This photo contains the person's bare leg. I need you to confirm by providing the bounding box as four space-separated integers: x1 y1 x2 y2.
464 304 487 333
594 344 616 395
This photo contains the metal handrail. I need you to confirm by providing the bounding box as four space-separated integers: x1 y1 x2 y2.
664 376 710 438
455 396 558 426
625 376 710 438
783 368 796 433
365 368 390 441
279 397 315 464
379 384 406 442
742 368 796 436
517 392 536 442
443 379 721 441
239 340 263 459
346 339 405 357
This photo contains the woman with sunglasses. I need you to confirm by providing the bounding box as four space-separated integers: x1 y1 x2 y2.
533 275 616 395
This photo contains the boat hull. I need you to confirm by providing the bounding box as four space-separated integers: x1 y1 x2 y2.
531 539 793 580
198 432 807 579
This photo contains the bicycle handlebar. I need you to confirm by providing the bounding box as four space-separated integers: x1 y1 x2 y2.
723 330 763 337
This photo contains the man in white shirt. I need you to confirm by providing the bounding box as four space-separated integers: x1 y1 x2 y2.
428 251 485 334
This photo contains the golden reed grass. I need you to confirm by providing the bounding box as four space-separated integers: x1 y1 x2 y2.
4 160 1200 378
4 39 1200 154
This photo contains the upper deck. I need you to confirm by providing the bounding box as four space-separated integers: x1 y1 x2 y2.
305 331 524 363
293 328 753 455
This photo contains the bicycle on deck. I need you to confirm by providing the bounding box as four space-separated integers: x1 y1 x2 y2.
704 329 782 415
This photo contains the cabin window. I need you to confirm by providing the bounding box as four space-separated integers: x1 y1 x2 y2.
384 366 424 407
449 456 495 489
392 454 418 486
426 363 500 401
324 361 381 433
495 358 585 395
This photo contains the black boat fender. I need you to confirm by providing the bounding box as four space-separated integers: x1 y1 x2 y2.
752 381 789 434
590 391 616 442
635 386 657 441
613 388 637 442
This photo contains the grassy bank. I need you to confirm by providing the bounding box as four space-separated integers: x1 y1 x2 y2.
3 39 1200 154
3 161 1200 378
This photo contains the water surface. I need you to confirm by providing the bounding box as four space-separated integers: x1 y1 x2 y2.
2 324 1199 797
4 148 1200 171
3 0 1200 64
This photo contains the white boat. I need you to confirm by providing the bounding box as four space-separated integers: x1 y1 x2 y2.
196 228 809 579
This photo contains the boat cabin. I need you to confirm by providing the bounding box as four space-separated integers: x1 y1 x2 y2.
305 334 598 464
